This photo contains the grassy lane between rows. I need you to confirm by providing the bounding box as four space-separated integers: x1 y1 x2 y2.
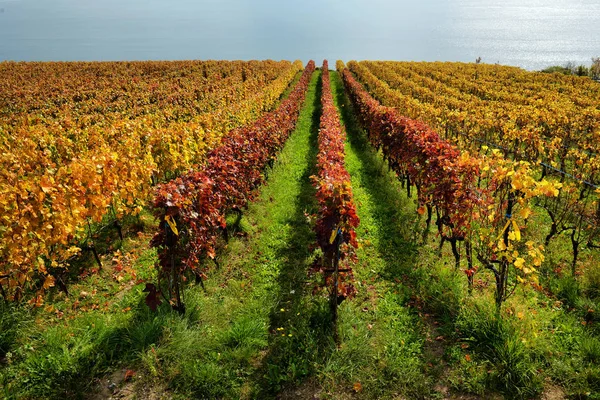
309 70 435 399
131 68 328 399
264 69 438 399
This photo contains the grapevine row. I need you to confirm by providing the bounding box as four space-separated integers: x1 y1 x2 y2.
352 61 600 185
340 63 480 239
311 61 359 317
0 60 290 124
147 61 316 312
350 61 600 271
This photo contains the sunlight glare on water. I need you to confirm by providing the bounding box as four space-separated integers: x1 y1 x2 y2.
0 0 598 70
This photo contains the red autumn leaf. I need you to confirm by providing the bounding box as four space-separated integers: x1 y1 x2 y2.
143 283 162 311
124 369 135 381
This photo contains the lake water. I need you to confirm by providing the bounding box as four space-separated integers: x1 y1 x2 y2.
1 0 599 71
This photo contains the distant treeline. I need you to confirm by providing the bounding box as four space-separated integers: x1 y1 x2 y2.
541 57 600 80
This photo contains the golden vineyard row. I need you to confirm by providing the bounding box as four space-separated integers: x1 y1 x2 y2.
349 61 600 184
0 60 303 301
348 60 600 278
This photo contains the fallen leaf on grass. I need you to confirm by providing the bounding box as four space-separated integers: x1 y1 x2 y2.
124 369 135 381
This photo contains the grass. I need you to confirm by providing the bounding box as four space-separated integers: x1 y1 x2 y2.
336 69 600 398
0 209 162 398
321 71 434 398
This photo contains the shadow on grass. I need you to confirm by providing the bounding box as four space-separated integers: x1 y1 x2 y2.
250 70 341 397
40 212 150 304
332 72 419 283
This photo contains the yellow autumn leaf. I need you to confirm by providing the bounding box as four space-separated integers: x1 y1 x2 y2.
519 207 532 220
43 275 55 290
514 257 525 269
511 220 521 241
165 215 179 236
497 220 511 240
329 229 337 244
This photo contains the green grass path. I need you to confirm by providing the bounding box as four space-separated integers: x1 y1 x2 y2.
304 71 437 398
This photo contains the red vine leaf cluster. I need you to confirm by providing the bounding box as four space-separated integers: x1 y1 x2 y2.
340 67 481 238
148 61 316 310
311 61 360 300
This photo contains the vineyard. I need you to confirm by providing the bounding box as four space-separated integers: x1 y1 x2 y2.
1 59 600 399
0 60 302 304
347 61 600 280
